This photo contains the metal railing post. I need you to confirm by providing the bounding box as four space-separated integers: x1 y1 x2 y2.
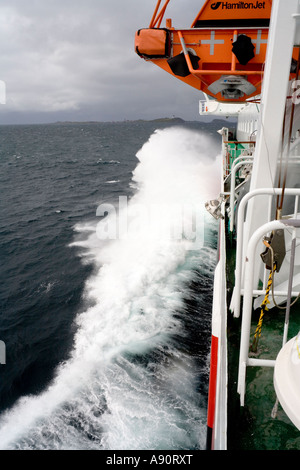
229 159 254 232
232 188 300 318
237 218 300 406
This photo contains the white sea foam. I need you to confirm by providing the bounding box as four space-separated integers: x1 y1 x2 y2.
0 127 220 450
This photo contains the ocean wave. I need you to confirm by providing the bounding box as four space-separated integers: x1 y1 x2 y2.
0 126 219 450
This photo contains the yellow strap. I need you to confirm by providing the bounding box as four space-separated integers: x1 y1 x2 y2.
251 263 276 353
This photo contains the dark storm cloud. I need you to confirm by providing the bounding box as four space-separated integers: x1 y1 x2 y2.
0 0 205 123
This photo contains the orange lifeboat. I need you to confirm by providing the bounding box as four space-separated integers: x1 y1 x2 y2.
135 0 298 102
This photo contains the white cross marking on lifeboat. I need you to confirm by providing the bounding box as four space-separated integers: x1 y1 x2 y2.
252 30 268 55
201 31 224 55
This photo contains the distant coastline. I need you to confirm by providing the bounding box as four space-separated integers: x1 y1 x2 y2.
52 117 186 125
0 116 236 126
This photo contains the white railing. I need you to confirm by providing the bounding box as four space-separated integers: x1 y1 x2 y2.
231 188 300 318
237 217 300 406
229 156 254 232
223 143 255 179
227 157 300 233
210 210 228 450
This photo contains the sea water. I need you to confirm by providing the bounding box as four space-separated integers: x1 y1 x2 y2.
0 120 222 450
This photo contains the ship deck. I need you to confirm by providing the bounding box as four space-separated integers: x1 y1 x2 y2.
226 235 300 450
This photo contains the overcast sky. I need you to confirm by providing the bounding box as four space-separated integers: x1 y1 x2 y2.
0 0 208 124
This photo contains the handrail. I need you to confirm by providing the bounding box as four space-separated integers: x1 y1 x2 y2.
224 144 255 178
237 218 300 406
232 188 300 318
229 159 254 232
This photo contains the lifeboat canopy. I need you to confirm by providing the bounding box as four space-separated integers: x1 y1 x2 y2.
135 0 298 103
274 334 300 430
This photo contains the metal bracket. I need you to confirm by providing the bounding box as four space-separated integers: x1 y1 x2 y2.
260 229 286 272
205 196 224 220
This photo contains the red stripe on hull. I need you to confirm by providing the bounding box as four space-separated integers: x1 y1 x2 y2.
206 334 219 448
